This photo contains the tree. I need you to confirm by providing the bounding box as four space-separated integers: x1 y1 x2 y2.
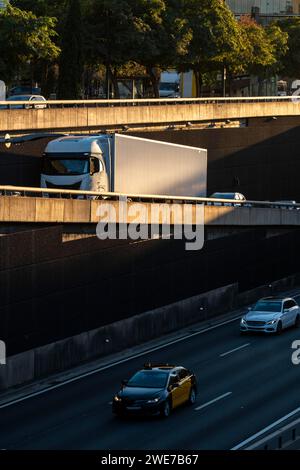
0 4 60 85
179 0 244 96
276 17 300 79
131 0 189 97
85 0 142 98
57 0 84 99
11 0 68 18
234 16 288 77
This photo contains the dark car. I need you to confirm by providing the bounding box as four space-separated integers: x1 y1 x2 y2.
0 95 47 110
9 86 41 96
112 363 197 418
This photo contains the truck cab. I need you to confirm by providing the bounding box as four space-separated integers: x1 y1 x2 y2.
41 135 112 194
159 71 181 98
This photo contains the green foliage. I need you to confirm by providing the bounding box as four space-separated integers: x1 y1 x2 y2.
177 0 245 95
233 16 288 77
11 0 67 17
57 0 84 99
0 3 60 83
277 17 300 78
0 0 294 97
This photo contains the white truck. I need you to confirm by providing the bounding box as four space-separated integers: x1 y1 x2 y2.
159 71 181 98
41 134 207 197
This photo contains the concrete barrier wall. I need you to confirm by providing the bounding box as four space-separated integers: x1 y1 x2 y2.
1 196 300 226
0 273 298 391
1 101 300 132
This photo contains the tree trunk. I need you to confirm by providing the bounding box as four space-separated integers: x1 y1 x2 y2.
107 64 120 99
148 67 160 98
194 68 203 98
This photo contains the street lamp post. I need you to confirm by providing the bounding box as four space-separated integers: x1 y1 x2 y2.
223 64 227 97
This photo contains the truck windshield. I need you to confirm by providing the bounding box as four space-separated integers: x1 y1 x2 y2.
160 83 177 91
42 158 90 176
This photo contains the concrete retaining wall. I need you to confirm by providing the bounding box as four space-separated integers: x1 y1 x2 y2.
1 101 300 132
0 273 298 391
1 196 300 226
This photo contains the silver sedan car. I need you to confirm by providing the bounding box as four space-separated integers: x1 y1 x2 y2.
240 297 300 334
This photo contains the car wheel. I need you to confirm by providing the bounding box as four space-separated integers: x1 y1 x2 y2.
188 387 197 405
160 400 171 418
276 321 283 335
295 315 300 328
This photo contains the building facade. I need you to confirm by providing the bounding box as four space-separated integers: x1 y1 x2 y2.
227 1 300 17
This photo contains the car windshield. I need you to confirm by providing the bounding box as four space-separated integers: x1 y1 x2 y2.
127 371 169 389
253 301 282 312
7 96 31 101
211 193 234 199
42 158 90 176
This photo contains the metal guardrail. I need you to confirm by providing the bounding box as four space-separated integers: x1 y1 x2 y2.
245 415 300 450
0 96 300 110
0 185 300 210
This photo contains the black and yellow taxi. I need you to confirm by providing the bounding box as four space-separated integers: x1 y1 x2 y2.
112 363 197 418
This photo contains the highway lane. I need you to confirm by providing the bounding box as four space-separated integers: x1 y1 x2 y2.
1 296 300 450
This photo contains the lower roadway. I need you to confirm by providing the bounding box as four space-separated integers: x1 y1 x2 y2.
1 294 300 450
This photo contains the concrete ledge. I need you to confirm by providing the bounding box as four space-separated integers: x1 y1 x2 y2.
0 274 298 391
1 101 300 132
1 196 300 226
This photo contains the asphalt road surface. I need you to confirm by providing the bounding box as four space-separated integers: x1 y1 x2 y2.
1 295 300 450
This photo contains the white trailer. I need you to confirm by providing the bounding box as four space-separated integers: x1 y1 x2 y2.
41 134 207 198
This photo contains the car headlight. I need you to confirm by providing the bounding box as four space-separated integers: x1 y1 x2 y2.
114 395 122 402
266 319 277 325
241 318 247 325
147 397 160 404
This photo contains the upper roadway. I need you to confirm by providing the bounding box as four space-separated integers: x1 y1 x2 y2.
1 290 300 450
1 189 300 227
0 96 299 132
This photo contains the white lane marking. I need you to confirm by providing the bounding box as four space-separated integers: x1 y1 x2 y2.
220 343 250 358
0 315 242 410
195 392 232 411
3 289 300 411
231 405 300 450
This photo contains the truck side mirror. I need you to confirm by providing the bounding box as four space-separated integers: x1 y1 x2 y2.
90 157 100 176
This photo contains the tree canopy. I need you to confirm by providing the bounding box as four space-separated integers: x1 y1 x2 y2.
0 3 60 83
0 0 296 97
277 17 300 79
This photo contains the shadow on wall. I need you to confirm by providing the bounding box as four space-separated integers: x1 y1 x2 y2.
134 116 300 201
0 138 53 187
1 118 300 199
1 225 300 357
